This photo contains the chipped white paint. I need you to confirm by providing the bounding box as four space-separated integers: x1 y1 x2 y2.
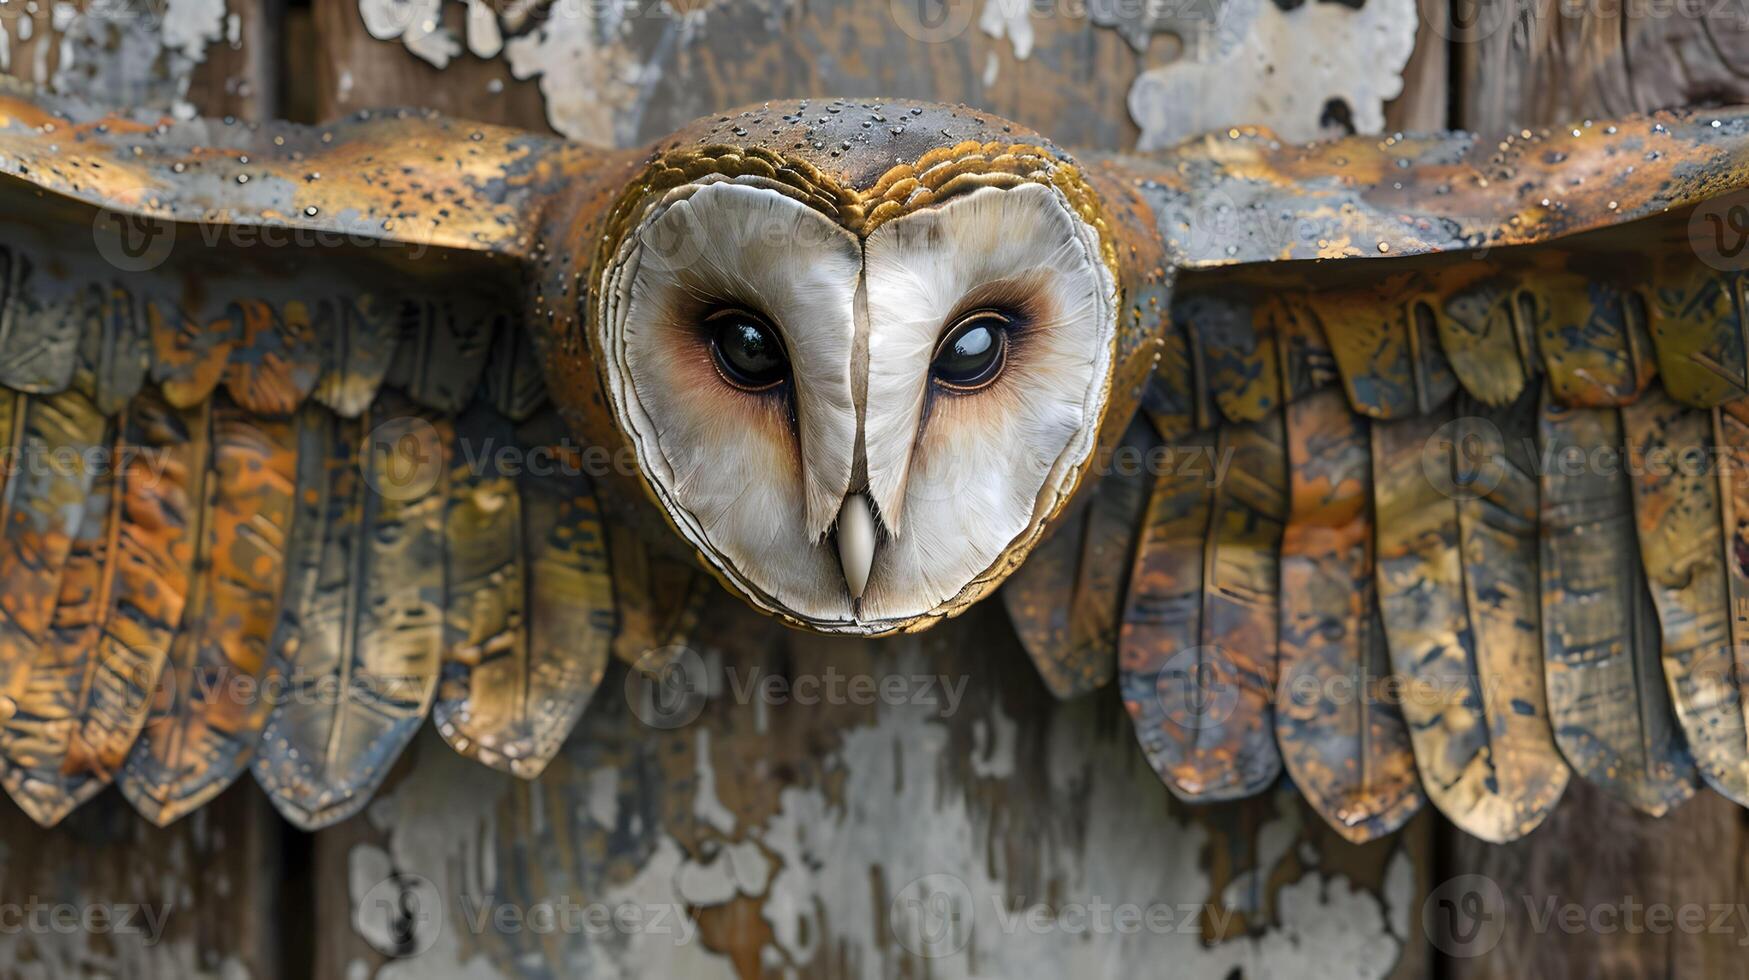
501 1 644 145
979 0 1033 60
676 840 772 905
161 0 226 58
29 0 234 119
691 728 737 835
346 627 1416 978
361 0 460 68
1127 0 1418 148
464 0 502 59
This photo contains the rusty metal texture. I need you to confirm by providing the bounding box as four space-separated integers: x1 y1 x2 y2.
1436 274 1538 408
252 397 447 830
1623 385 1749 805
86 285 153 416
1177 289 1280 425
1120 418 1284 801
435 408 613 778
1372 396 1569 843
0 388 109 739
1277 389 1424 843
1539 394 1697 816
14 77 1749 828
1308 273 1459 420
1004 419 1152 700
1647 260 1749 408
0 428 115 825
222 299 322 417
1532 273 1658 409
0 77 595 262
606 520 705 674
59 392 201 790
310 295 399 419
0 253 84 395
119 396 298 826
1139 108 1749 270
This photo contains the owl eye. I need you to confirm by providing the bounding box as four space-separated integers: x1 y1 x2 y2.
707 307 789 391
932 310 1011 391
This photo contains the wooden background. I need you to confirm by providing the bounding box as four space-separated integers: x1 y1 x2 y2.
4 0 1749 976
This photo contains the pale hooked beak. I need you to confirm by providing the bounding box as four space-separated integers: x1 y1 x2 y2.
836 492 877 602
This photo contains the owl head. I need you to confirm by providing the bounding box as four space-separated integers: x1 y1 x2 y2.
545 100 1159 635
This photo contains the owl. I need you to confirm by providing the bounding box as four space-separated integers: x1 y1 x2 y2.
0 78 1747 846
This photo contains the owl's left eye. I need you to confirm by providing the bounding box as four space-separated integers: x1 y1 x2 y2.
932 310 1011 391
707 308 789 391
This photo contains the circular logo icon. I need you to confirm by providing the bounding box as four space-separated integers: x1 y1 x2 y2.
1690 188 1749 272
889 0 976 42
358 0 424 37
889 873 974 958
365 416 445 502
1422 874 1506 958
625 645 709 729
1422 416 1505 502
636 201 713 278
1156 645 1242 732
91 208 176 273
356 872 444 957
1420 0 1512 43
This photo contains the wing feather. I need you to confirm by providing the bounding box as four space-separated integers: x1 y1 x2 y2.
1277 389 1424 842
1371 395 1569 842
607 522 707 673
1539 394 1697 815
1004 419 1151 699
1119 419 1284 800
252 396 447 829
434 407 612 777
118 396 297 825
0 430 115 824
0 388 108 729
1622 385 1749 805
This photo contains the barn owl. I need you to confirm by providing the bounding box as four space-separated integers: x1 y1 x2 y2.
1 80 1748 848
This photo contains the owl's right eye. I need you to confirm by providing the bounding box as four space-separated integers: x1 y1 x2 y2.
707 307 789 391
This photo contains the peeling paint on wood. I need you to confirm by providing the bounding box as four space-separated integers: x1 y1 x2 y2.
315 599 1434 979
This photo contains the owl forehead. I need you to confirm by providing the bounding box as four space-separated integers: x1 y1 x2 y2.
596 98 1117 280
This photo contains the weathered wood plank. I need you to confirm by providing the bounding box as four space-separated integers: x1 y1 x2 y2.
1457 0 1749 131
314 596 1434 978
0 784 286 978
1444 782 1749 979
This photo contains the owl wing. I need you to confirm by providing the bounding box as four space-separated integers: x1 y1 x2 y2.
0 80 702 830
1003 109 1749 843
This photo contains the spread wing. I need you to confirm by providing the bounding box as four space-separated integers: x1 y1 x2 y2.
0 80 698 830
1005 108 1749 843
